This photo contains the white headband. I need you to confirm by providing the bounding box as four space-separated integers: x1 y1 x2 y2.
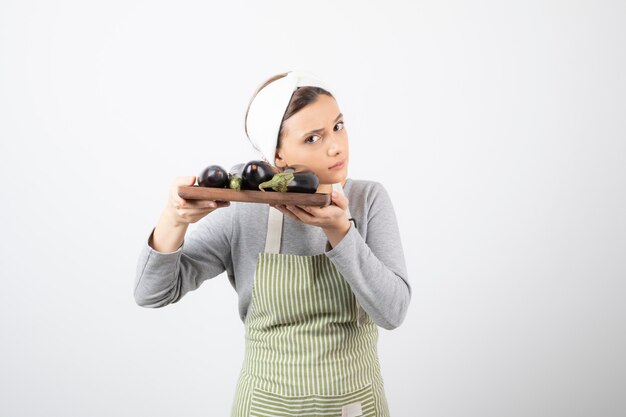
245 70 331 166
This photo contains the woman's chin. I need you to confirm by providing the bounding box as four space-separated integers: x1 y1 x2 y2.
316 173 348 192
327 167 348 182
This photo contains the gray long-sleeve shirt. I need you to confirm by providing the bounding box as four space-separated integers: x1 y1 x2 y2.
134 178 411 330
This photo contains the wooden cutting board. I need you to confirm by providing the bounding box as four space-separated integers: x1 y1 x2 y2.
178 186 331 207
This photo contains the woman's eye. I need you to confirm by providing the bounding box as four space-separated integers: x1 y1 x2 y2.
305 135 321 144
305 122 344 143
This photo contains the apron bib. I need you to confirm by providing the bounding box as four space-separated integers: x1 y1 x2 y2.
230 183 390 417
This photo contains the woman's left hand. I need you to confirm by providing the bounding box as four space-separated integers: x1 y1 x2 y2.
271 191 350 231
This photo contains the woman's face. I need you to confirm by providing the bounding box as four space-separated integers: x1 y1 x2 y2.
275 94 349 189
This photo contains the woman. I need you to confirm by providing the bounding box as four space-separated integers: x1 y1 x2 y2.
134 70 411 417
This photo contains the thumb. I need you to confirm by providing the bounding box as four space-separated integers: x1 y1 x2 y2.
331 191 349 210
175 175 197 186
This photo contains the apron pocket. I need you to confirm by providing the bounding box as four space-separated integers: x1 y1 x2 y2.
250 383 375 417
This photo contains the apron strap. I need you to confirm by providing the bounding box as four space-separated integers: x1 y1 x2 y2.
264 205 284 254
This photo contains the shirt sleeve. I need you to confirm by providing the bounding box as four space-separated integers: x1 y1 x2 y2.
133 205 233 308
324 182 411 330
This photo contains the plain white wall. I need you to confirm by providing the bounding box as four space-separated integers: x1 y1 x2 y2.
1 1 625 416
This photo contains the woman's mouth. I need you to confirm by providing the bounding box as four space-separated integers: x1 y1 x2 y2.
328 159 346 170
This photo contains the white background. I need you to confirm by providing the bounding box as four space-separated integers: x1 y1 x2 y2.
1 1 625 416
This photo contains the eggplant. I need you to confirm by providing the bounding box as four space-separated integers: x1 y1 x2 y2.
228 163 246 191
198 165 229 188
286 170 319 193
258 169 319 193
241 160 279 191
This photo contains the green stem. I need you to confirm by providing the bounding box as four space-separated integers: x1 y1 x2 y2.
258 172 294 192
229 176 242 191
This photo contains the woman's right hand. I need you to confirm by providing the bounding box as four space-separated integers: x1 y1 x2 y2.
164 175 230 226
149 176 230 252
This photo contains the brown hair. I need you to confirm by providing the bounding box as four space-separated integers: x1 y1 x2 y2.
244 72 334 157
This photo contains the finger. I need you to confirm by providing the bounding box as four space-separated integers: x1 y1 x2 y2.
179 201 232 217
170 176 197 207
296 204 342 218
276 205 300 222
213 200 230 208
330 191 349 210
286 205 316 223
295 205 315 214
186 207 215 215
202 200 230 209
177 199 231 210
184 200 218 209
174 175 197 187
177 208 214 221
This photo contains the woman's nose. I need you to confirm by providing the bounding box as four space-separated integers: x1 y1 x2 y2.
327 144 341 156
327 137 342 156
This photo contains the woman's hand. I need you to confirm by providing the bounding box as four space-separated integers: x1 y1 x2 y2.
165 176 230 226
150 176 230 253
271 191 352 248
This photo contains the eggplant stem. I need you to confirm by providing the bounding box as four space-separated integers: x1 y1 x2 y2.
229 176 242 192
258 172 294 192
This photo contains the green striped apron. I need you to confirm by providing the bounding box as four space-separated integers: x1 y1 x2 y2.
230 183 391 417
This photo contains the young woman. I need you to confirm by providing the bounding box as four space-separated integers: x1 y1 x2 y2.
134 70 411 417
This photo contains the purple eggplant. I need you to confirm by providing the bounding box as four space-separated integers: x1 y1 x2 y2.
286 170 319 193
198 165 229 188
258 169 319 193
241 160 279 191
